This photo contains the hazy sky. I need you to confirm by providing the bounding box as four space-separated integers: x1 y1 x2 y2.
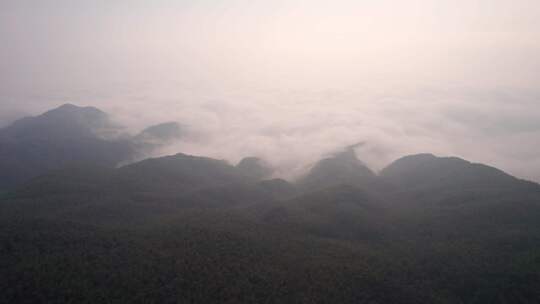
1 1 540 181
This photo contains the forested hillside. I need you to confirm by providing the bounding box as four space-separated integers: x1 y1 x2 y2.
2 138 540 303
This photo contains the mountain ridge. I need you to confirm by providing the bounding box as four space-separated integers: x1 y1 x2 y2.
2 105 540 303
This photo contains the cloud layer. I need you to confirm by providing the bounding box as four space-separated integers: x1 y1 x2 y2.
1 1 539 181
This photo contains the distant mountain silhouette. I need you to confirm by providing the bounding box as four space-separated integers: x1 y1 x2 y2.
236 157 273 180
127 121 184 162
297 146 382 193
0 104 134 191
117 153 248 193
382 153 540 193
0 103 118 140
0 105 189 191
380 153 540 211
134 122 182 144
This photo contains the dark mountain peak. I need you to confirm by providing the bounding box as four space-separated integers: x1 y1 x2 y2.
396 153 436 162
136 122 182 144
313 145 375 176
2 103 113 140
0 104 134 190
41 103 108 122
381 153 527 191
118 153 246 192
236 157 273 180
238 156 262 165
297 145 377 191
133 152 228 166
382 153 475 178
330 144 367 166
53 103 103 113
